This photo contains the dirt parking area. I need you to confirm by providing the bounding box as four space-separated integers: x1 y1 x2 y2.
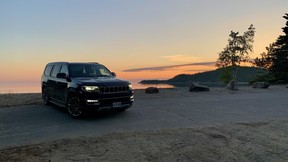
1 86 288 161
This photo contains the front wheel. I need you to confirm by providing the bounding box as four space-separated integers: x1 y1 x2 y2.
67 96 84 118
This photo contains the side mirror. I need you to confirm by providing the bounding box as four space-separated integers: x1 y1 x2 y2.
56 73 68 79
111 72 116 77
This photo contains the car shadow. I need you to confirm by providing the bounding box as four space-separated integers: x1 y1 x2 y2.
84 110 128 120
48 104 128 120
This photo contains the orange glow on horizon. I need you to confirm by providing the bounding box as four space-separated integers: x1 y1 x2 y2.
116 65 217 81
0 64 43 83
0 62 217 83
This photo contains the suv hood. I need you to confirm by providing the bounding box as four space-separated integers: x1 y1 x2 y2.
72 77 130 86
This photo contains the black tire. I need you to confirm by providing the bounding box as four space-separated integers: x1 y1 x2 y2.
42 88 50 105
67 95 84 118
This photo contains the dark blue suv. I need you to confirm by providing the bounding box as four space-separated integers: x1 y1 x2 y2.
41 62 134 118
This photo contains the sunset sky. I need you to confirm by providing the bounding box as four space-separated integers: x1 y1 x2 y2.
0 0 288 85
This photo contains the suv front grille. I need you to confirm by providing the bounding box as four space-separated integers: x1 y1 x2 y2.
100 86 129 93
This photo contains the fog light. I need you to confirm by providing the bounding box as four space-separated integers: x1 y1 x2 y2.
87 100 99 103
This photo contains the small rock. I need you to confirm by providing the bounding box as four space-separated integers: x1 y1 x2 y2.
145 87 159 94
189 82 210 92
227 79 238 91
252 82 270 89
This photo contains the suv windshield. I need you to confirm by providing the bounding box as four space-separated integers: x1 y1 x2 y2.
69 64 113 77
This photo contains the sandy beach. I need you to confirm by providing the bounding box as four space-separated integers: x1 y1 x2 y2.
0 86 288 161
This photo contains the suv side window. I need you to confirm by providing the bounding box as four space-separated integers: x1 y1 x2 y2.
51 64 61 77
59 65 68 75
44 65 53 76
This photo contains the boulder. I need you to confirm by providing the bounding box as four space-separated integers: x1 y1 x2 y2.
252 82 270 89
145 87 159 94
226 79 238 91
189 83 210 92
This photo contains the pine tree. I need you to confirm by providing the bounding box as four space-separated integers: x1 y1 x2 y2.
269 13 288 83
253 43 275 69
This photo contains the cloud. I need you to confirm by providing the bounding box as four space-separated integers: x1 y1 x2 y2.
161 55 201 62
123 62 215 72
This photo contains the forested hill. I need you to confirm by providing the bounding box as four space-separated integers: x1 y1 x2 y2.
167 66 267 83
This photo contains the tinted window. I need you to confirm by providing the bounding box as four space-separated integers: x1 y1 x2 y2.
69 64 112 77
59 65 69 75
44 65 53 76
51 65 61 77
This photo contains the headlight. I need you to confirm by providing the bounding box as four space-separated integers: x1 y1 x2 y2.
82 86 99 92
128 84 133 90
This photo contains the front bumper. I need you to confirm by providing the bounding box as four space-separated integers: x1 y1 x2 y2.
79 91 134 112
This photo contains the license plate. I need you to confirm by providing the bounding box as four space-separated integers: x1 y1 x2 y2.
113 102 121 108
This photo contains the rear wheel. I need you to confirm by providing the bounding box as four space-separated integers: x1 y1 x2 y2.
42 88 50 105
67 95 83 118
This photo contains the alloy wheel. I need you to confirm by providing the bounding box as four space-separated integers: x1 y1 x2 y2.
67 96 83 118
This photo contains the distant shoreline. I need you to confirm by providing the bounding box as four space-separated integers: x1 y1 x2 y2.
0 80 173 94
139 66 269 87
139 79 252 87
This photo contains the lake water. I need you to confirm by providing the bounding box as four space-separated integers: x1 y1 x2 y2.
0 80 174 94
0 82 41 94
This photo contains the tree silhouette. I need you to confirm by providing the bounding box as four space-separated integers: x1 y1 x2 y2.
216 24 255 68
216 25 255 87
268 13 288 83
253 43 275 69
